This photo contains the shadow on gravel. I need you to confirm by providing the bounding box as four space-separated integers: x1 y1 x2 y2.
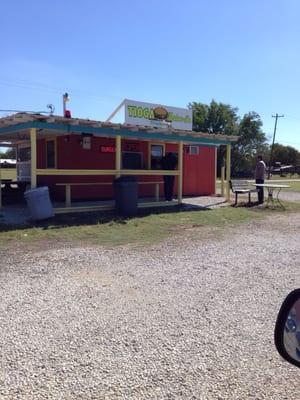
0 203 214 233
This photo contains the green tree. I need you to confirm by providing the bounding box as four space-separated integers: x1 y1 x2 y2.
231 112 269 177
271 143 300 166
0 148 16 159
189 99 239 136
189 100 268 177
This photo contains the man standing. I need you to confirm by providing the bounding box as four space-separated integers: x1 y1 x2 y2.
255 155 266 204
161 152 178 201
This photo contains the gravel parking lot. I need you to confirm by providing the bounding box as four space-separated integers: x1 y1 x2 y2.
280 190 300 202
1 213 300 399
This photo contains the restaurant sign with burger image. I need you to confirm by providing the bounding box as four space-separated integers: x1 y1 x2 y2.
124 99 192 131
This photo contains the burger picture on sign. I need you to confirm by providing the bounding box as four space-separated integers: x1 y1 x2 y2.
153 107 170 121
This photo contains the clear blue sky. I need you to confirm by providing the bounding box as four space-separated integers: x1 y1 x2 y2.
1 0 300 149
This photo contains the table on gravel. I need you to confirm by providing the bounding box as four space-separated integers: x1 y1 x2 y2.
252 183 290 209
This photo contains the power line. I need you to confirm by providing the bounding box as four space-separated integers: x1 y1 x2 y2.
284 114 300 123
0 77 120 102
0 104 55 115
0 109 49 114
268 113 284 179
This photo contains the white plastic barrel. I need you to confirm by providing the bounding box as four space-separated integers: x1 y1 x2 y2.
24 186 54 220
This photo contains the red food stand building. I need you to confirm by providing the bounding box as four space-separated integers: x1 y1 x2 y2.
0 112 236 213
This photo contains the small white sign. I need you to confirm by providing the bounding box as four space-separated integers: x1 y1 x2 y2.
124 99 192 131
82 136 91 150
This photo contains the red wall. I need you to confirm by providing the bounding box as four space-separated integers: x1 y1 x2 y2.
36 135 216 201
183 146 216 196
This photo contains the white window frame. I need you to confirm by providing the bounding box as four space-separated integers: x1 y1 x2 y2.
188 145 200 155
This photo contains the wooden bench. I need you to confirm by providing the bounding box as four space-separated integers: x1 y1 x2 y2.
138 181 163 202
56 182 111 208
56 181 164 208
229 180 258 205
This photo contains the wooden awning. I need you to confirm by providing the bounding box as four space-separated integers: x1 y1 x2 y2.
0 113 238 146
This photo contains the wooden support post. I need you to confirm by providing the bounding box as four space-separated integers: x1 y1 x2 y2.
115 135 121 178
221 166 225 197
30 128 37 189
178 141 183 204
0 162 2 209
66 185 71 207
155 183 159 202
226 144 231 201
215 147 218 195
147 142 151 169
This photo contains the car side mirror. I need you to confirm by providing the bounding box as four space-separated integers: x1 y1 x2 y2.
274 289 300 368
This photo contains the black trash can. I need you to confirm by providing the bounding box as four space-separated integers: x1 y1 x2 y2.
114 176 138 216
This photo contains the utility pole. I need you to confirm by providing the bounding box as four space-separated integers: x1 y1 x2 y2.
268 113 284 179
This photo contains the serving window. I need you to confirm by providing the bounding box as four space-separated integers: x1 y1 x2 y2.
122 151 143 169
18 147 31 162
150 144 165 169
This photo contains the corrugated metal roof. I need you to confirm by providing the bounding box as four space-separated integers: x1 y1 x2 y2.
0 113 238 145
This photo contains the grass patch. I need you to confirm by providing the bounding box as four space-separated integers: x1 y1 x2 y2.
1 202 299 249
269 174 300 181
283 181 300 192
0 169 17 180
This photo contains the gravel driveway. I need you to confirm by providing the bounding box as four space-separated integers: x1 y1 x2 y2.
279 190 300 202
1 213 300 399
